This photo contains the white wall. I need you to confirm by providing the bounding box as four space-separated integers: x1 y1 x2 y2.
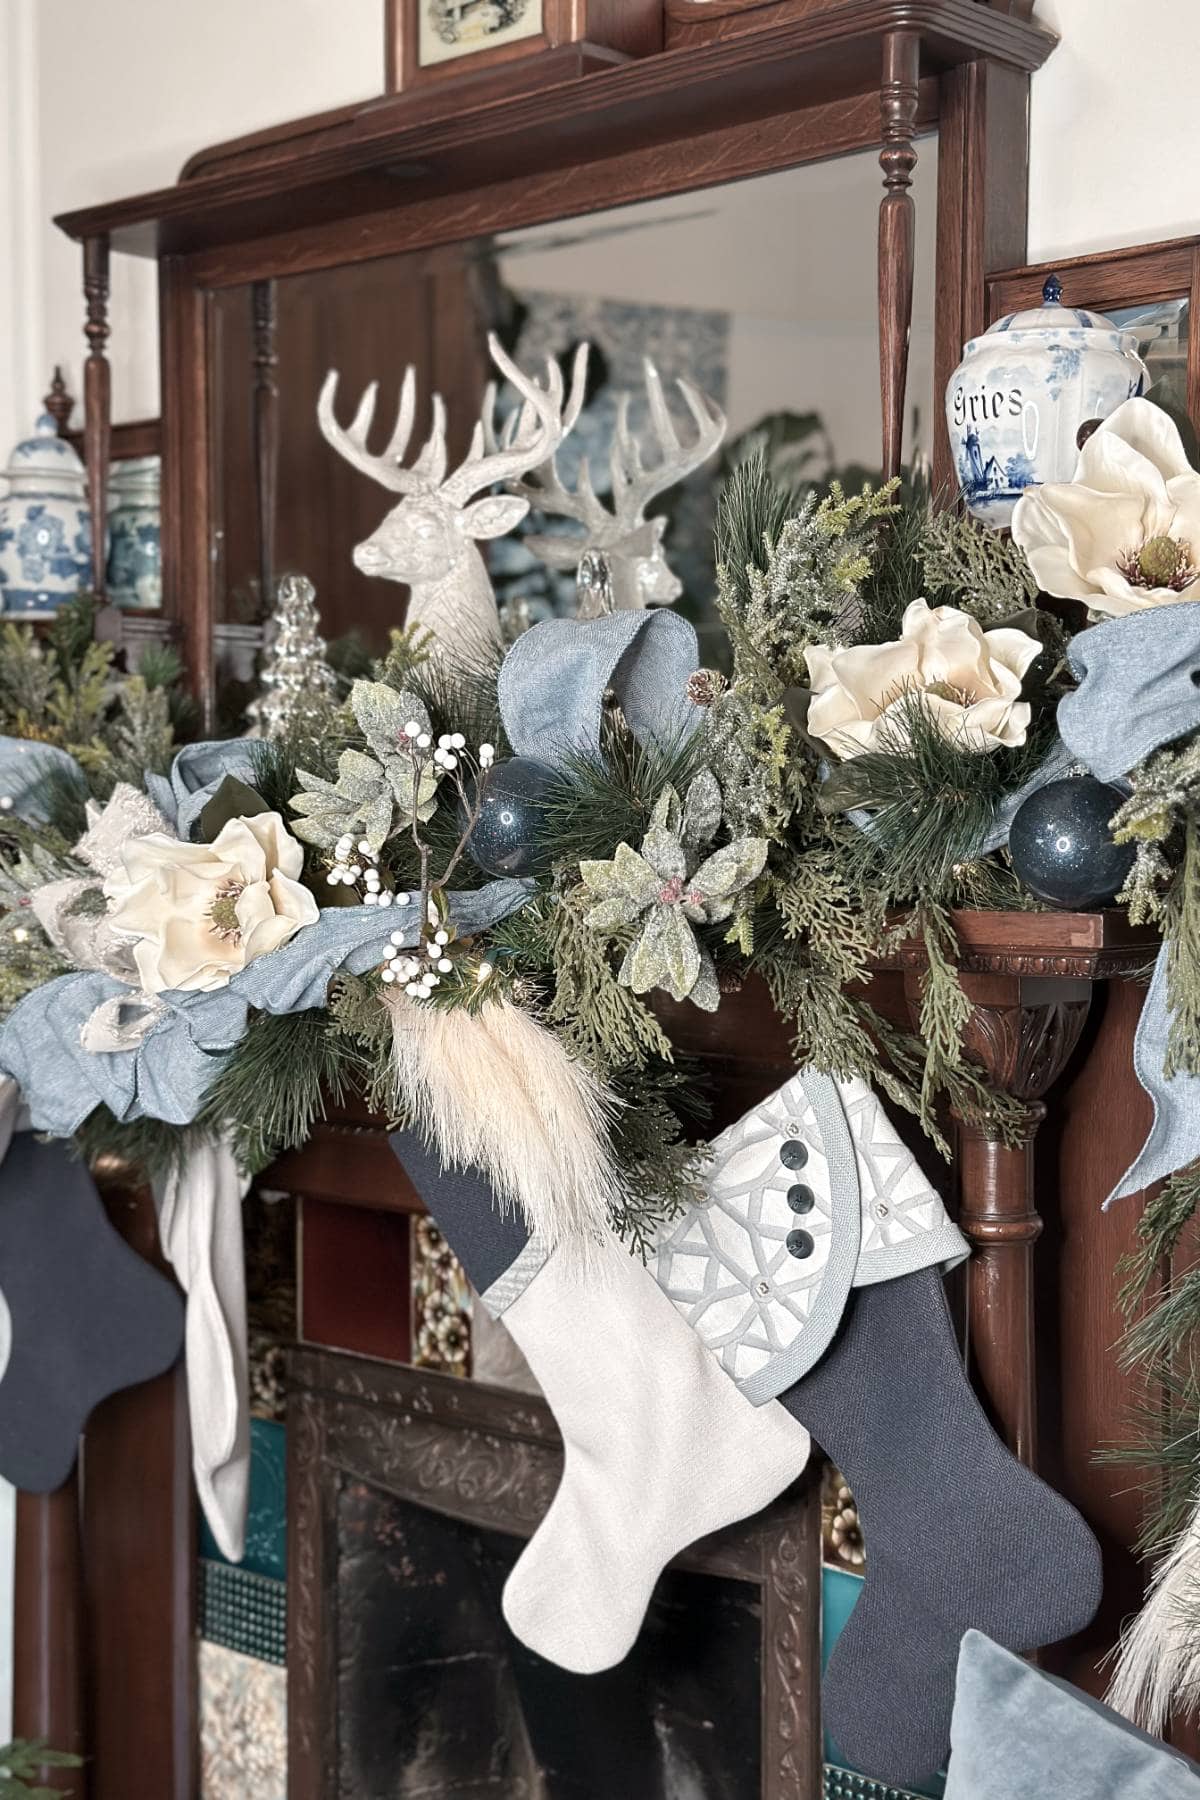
1 1 45 471
1029 0 1200 260
34 0 383 426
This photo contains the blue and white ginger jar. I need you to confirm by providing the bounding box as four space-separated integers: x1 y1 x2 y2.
0 414 92 613
107 455 162 610
946 276 1150 528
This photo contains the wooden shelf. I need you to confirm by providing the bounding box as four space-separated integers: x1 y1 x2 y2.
887 907 1158 979
55 0 1053 265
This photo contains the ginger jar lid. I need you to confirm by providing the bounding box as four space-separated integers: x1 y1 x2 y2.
109 454 161 501
3 413 87 489
964 275 1143 354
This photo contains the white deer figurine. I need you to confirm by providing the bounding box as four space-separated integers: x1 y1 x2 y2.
504 359 726 619
317 332 588 667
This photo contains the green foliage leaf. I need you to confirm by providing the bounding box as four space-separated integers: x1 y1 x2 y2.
688 837 768 916
623 903 700 1001
681 768 722 850
581 842 662 915
650 783 682 835
197 775 271 843
0 1737 84 1798
641 824 686 882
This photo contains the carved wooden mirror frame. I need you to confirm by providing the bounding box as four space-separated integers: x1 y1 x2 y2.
54 0 1056 729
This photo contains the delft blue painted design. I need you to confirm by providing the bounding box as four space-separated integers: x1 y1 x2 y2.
106 456 161 610
0 504 92 610
0 414 94 613
108 520 160 607
946 276 1149 528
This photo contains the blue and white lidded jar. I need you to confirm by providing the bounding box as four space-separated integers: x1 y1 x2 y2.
107 455 162 611
0 414 93 613
945 276 1150 528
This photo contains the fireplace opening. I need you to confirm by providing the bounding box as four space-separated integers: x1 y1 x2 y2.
337 1474 763 1798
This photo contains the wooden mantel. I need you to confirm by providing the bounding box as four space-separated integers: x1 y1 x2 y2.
55 0 1053 270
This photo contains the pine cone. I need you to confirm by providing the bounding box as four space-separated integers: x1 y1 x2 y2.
686 668 727 708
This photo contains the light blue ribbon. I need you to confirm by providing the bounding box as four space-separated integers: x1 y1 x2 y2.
1055 602 1200 1206
0 880 531 1137
0 737 86 823
499 610 701 767
145 740 260 840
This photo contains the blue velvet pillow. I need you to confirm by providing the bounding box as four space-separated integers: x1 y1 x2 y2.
945 1631 1200 1798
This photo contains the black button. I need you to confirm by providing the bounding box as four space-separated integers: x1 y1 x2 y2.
786 1228 814 1259
780 1139 808 1170
787 1184 815 1215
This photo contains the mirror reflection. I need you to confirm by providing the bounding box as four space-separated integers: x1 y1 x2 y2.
212 141 937 696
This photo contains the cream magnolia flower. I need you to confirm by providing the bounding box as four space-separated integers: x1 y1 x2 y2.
1011 397 1200 617
104 811 319 993
806 598 1041 759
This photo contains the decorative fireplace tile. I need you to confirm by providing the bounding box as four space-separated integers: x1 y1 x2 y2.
199 1559 286 1666
822 1461 866 1571
410 1212 472 1375
824 1770 931 1800
199 1416 286 1581
199 1640 286 1800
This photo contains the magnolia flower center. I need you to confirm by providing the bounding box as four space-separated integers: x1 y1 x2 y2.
924 679 983 708
207 879 245 943
1119 532 1199 592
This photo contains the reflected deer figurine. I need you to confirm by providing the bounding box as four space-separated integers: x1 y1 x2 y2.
317 332 588 666
504 359 726 619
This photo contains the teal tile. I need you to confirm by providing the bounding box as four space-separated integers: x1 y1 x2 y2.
199 1558 286 1667
821 1566 944 1799
824 1768 935 1800
199 1417 286 1581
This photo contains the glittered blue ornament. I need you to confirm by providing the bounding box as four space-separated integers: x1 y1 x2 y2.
1008 775 1134 910
462 756 557 878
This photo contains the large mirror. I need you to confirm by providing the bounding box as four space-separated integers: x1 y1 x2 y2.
211 140 937 711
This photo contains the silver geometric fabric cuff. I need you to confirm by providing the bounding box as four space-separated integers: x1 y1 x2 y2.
653 1068 969 1404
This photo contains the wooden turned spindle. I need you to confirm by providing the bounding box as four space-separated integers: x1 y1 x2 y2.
83 235 112 597
44 367 75 438
251 279 279 608
903 959 1093 1469
954 1102 1046 1466
13 1477 88 1795
878 28 920 482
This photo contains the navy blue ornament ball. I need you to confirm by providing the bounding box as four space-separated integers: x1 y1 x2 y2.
1008 776 1134 910
462 756 557 878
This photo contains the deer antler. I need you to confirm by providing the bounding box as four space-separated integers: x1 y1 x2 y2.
609 361 726 525
514 360 726 551
317 364 445 495
439 334 588 507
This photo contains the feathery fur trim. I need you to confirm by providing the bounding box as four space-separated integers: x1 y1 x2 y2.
1108 1492 1200 1732
386 992 621 1251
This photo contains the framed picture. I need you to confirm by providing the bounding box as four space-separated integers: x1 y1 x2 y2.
386 0 663 94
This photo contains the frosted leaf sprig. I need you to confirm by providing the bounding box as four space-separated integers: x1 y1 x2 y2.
580 770 767 1011
290 681 445 856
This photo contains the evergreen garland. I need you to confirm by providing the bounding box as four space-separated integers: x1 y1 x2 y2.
0 476 1136 1249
